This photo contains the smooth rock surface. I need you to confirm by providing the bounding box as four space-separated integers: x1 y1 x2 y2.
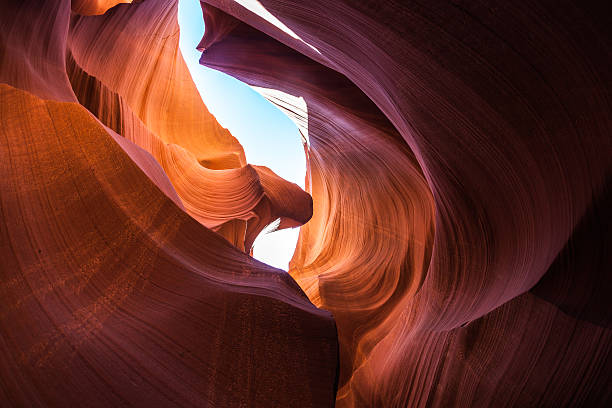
0 1 337 407
199 1 611 406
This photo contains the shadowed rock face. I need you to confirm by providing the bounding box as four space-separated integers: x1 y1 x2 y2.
198 1 611 407
0 0 610 407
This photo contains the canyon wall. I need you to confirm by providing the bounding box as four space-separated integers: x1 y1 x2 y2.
0 0 610 406
199 1 611 406
0 1 337 406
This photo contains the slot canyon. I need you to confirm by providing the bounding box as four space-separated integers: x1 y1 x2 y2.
0 0 610 407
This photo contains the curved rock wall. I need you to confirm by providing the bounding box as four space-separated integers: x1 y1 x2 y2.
1 0 610 406
66 0 312 250
199 1 611 406
198 8 436 398
0 1 337 407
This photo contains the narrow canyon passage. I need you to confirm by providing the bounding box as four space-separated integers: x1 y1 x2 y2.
178 0 308 270
0 1 610 407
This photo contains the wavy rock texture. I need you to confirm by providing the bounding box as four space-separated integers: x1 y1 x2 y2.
66 0 314 251
198 7 436 399
2 0 611 406
199 1 612 407
71 0 133 15
0 0 337 407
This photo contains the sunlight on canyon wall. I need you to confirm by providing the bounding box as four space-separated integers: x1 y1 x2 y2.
0 1 335 406
178 0 307 270
0 0 610 407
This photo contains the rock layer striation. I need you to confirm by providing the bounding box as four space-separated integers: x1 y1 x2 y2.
0 0 336 407
199 1 611 407
1 0 611 407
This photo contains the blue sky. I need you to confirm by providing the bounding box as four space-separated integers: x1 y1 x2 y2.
177 0 306 270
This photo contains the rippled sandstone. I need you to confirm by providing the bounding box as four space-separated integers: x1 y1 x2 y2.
1 0 611 407
199 1 611 407
0 0 336 407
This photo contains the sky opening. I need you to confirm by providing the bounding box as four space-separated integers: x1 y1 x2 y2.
177 0 307 271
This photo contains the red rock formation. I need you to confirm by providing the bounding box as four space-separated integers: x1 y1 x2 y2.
0 0 337 407
71 0 133 15
66 0 312 250
198 7 436 399
199 1 611 406
2 0 611 406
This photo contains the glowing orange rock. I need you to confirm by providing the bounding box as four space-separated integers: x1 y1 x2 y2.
66 0 312 250
0 1 337 406
71 0 133 15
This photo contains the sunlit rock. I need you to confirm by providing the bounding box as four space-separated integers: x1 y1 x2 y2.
0 0 610 407
0 1 335 407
